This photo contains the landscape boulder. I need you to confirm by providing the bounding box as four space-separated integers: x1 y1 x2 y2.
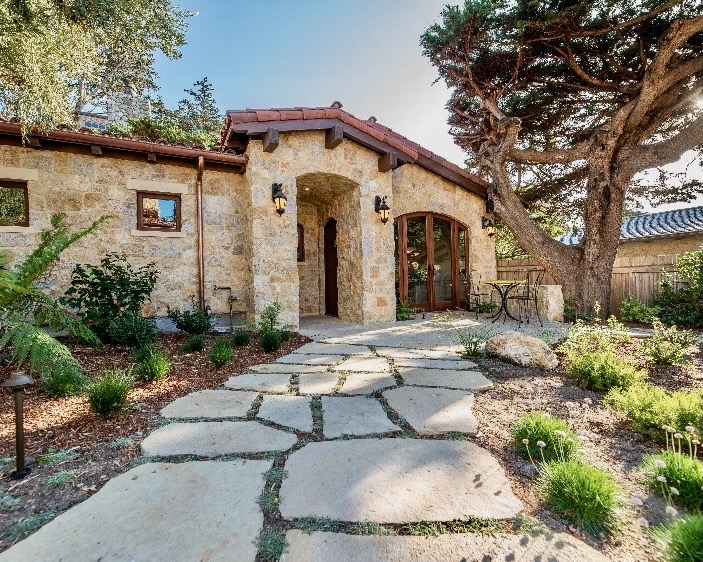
485 331 558 370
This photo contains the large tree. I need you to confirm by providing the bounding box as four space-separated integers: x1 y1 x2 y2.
422 0 703 313
0 0 192 132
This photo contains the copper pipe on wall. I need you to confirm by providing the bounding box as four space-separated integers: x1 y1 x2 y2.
196 156 206 311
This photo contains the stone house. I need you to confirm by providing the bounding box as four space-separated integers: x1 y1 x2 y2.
0 105 496 328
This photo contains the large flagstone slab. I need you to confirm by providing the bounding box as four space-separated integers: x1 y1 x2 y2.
374 347 427 359
397 368 493 391
160 390 258 419
0 460 269 562
141 421 297 457
331 356 390 372
276 354 345 365
249 363 328 374
321 396 400 438
281 530 610 562
279 439 522 522
338 372 397 395
293 342 369 355
258 395 313 432
224 372 292 393
383 387 477 435
298 372 340 395
393 357 477 370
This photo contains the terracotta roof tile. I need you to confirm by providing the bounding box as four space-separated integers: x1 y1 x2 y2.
280 110 302 121
256 110 282 122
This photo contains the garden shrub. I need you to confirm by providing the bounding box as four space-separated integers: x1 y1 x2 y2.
258 300 282 334
640 319 698 366
230 330 251 347
457 325 493 357
537 460 622 535
180 335 205 353
653 513 703 562
41 363 87 397
86 370 132 416
260 330 282 353
619 296 660 324
105 314 157 348
512 412 580 463
167 298 213 335
605 384 703 441
132 347 170 382
641 451 703 512
62 253 158 341
279 327 292 343
209 339 232 367
558 317 629 357
654 248 703 329
564 349 646 391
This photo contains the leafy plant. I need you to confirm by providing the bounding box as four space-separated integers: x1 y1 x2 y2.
619 296 661 324
36 447 79 465
654 248 703 329
565 349 646 391
257 528 286 562
537 460 622 535
46 470 76 487
167 298 213 335
257 300 282 334
86 370 132 416
109 116 219 149
132 347 170 382
640 319 697 366
396 299 419 321
259 331 282 353
5 511 56 541
230 330 251 346
512 412 580 463
642 451 703 512
180 335 205 353
558 316 630 356
0 214 109 395
105 314 157 348
209 339 232 368
653 513 703 562
62 252 158 341
457 325 493 357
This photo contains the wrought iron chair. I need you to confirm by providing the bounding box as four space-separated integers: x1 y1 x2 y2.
508 269 544 326
466 269 493 319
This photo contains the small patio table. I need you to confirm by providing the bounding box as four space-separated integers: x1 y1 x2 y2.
483 279 527 323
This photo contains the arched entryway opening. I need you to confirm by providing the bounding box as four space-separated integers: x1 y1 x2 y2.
395 213 469 311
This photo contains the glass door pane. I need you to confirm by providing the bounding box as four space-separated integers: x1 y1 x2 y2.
432 217 453 305
406 216 428 306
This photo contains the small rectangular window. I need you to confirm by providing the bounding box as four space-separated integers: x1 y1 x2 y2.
0 181 29 227
137 192 181 232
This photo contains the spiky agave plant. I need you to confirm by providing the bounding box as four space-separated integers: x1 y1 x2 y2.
0 213 111 395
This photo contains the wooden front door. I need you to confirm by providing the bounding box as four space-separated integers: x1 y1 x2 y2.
324 219 338 316
395 213 468 311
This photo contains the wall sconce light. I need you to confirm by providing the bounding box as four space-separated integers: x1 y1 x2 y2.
272 183 287 215
1 371 34 479
481 216 496 237
374 195 390 224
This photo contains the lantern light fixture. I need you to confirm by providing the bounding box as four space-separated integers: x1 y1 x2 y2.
374 195 390 224
0 371 34 479
272 183 287 215
481 216 496 237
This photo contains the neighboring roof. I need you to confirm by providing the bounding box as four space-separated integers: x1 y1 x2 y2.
557 206 703 245
222 104 489 198
0 120 247 168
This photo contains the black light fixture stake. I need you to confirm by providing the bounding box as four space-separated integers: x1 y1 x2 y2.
1 372 34 479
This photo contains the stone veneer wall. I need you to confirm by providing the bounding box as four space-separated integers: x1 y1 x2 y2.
0 145 249 318
391 164 496 286
297 201 320 315
615 235 702 258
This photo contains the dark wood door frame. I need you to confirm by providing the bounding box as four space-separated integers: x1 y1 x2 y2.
324 218 338 316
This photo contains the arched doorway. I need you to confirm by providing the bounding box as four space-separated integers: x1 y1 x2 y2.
324 218 338 316
395 213 468 311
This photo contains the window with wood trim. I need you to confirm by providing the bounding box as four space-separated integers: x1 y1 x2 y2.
297 223 305 262
137 192 181 232
0 180 29 227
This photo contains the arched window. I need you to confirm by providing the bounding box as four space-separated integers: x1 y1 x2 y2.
297 223 305 262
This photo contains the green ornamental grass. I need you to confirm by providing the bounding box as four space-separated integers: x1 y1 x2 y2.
641 451 703 512
512 412 580 463
132 347 171 382
86 370 132 416
230 330 251 347
209 339 232 367
653 513 703 562
565 349 646 391
537 460 622 536
180 334 205 353
260 331 282 353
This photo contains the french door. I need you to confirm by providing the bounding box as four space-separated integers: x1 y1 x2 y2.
395 213 468 311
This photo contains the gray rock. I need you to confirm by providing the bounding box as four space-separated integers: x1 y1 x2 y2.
0 461 269 562
249 363 329 374
160 390 258 419
140 421 297 456
279 439 522 522
520 463 539 477
339 372 397 395
281 530 610 562
293 342 369 355
383 387 477 435
276 354 345 365
322 396 400 438
224 372 292 393
331 356 390 372
485 330 559 370
392 358 477 370
298 372 340 395
397 368 493 391
258 395 313 432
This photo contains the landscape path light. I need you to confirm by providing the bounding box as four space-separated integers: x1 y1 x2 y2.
1 371 34 479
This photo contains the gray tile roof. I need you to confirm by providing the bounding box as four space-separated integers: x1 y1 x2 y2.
556 206 703 245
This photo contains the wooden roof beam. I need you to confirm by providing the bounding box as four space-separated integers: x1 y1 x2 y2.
325 125 343 149
378 151 398 173
263 128 279 153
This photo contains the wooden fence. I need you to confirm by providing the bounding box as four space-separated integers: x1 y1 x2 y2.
496 255 681 313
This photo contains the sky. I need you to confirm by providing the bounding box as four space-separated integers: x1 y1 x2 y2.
153 1 702 213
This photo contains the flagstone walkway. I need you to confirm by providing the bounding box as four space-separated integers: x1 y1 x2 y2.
0 317 609 562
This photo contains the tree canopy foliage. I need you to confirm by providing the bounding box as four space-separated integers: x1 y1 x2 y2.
0 0 192 132
422 0 703 311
